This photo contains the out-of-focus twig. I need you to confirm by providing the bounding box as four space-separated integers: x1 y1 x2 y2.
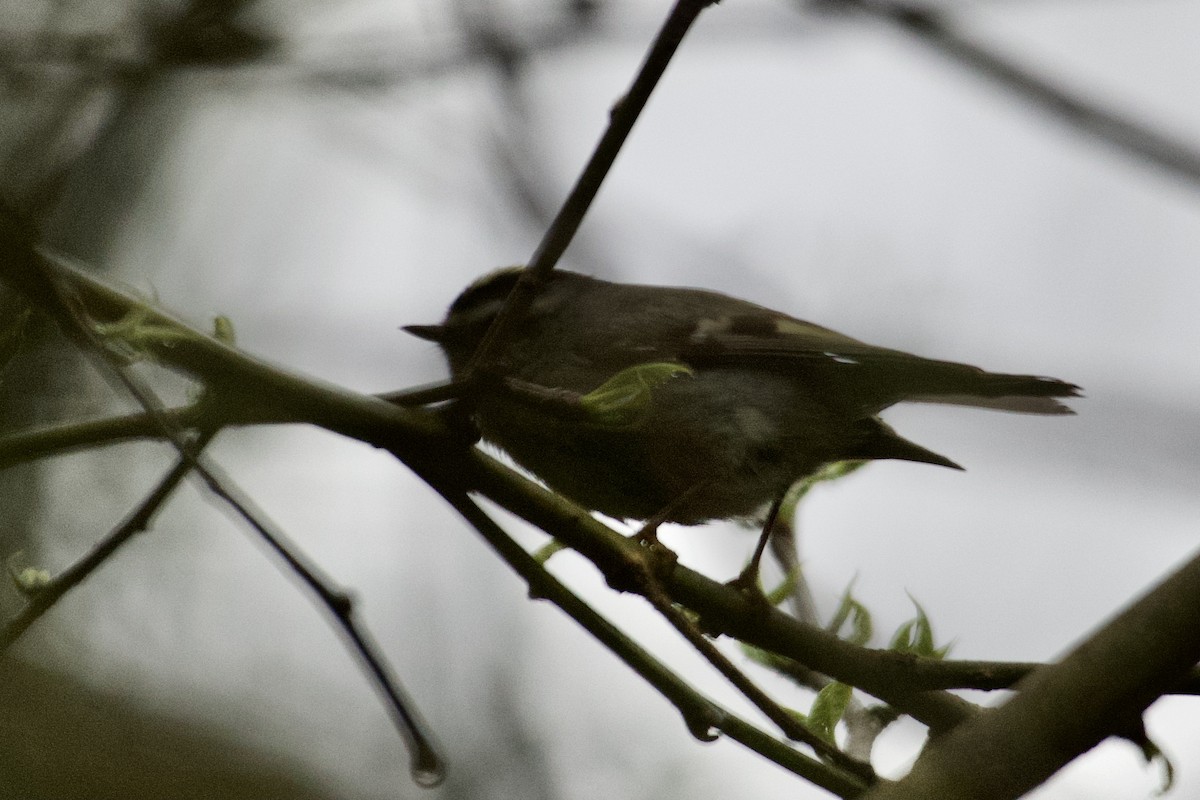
813 0 1200 189
0 208 446 785
189 457 447 786
1 430 213 651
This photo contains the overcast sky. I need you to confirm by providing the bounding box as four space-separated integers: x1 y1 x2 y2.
21 1 1200 798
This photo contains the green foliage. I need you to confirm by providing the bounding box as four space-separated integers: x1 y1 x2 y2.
763 567 798 607
828 580 873 647
7 552 50 596
782 460 868 513
93 301 236 364
212 315 237 346
740 641 792 673
579 362 692 426
889 594 952 659
93 305 185 361
804 681 853 744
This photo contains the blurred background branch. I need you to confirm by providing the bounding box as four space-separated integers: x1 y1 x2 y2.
807 0 1200 189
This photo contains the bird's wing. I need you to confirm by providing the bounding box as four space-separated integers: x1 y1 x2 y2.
681 313 1079 415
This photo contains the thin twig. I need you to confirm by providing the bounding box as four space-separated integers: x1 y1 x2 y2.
81 364 446 785
193 463 445 786
1 430 213 652
0 381 446 469
438 488 873 798
641 573 877 782
0 379 459 468
0 212 446 785
0 405 202 469
464 0 718 375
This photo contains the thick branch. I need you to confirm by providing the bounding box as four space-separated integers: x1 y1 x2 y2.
863 544 1200 800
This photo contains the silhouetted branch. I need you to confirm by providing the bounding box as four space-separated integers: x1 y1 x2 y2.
14 207 1200 795
0 209 445 785
191 458 446 786
863 542 1200 799
440 488 873 797
464 0 720 374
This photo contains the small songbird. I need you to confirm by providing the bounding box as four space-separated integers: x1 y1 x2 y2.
406 268 1079 526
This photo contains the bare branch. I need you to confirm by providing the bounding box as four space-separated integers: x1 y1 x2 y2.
0 210 446 784
465 0 719 375
437 488 873 798
1 430 212 651
639 564 876 781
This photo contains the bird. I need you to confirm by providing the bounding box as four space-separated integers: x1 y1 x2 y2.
405 267 1079 529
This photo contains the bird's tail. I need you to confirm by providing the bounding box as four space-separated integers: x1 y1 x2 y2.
902 368 1080 415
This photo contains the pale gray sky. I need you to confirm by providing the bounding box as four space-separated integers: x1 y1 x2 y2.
22 1 1200 797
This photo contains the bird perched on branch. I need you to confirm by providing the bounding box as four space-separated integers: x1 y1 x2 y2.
406 267 1079 530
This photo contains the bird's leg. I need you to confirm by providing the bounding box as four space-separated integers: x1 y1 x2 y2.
630 505 673 553
726 493 787 601
629 482 712 572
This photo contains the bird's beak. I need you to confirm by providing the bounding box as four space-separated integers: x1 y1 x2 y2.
402 323 447 342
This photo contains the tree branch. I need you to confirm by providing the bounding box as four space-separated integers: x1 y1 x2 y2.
0 211 447 784
1 430 213 651
13 211 1198 794
465 0 719 373
863 543 1200 799
439 488 873 797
